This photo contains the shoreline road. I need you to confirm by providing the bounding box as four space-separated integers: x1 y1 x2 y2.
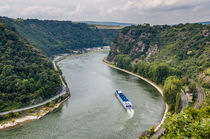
0 85 67 116
0 57 69 116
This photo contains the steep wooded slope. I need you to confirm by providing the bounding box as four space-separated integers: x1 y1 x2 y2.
2 17 119 56
108 23 210 86
0 20 61 112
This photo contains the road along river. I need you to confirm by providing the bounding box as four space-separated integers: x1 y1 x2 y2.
0 51 165 139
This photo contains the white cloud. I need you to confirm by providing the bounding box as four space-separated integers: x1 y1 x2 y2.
0 0 209 24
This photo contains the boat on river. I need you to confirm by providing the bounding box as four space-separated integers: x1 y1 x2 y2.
115 90 133 110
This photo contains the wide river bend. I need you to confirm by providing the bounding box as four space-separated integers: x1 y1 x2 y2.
0 52 165 139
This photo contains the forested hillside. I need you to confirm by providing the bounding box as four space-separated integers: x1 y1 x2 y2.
108 23 210 87
107 23 210 138
0 20 61 112
1 17 119 56
79 21 133 26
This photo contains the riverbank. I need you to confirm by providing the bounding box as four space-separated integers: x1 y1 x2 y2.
0 56 71 130
0 95 69 130
102 58 168 132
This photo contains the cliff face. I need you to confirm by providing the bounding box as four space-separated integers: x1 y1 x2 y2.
107 23 210 87
107 24 161 61
108 23 209 64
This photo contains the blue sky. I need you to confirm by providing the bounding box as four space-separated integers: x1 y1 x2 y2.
0 0 209 24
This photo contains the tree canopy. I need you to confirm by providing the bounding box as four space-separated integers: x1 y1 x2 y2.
1 17 119 56
108 23 210 89
0 20 61 112
163 76 182 110
162 106 210 138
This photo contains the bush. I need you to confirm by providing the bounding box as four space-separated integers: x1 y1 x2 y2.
36 112 40 117
11 118 15 123
6 112 15 119
163 107 210 138
49 101 55 107
0 116 5 121
202 82 210 89
148 126 155 135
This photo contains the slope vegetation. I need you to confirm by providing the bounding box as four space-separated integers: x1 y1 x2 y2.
2 17 119 56
107 23 210 138
0 20 61 112
108 23 210 87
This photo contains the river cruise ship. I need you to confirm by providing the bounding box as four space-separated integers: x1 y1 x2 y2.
115 90 132 110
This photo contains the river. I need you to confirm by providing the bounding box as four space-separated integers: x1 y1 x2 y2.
0 51 165 139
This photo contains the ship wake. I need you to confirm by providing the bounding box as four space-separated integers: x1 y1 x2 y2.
127 109 134 119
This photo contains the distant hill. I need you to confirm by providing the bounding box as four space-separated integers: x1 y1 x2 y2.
197 21 210 25
0 19 61 112
1 17 119 56
79 21 134 26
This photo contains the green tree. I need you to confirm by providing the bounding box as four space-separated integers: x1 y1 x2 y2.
151 63 169 84
114 55 131 70
163 76 182 110
137 61 150 78
189 82 197 101
175 92 182 113
163 107 210 138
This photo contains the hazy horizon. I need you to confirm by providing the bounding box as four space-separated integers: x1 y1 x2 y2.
0 0 209 25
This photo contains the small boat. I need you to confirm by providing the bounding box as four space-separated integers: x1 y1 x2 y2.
115 89 132 110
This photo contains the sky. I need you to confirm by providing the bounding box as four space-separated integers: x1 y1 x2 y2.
0 0 209 25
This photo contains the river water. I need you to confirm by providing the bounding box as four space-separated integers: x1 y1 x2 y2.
0 52 165 139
